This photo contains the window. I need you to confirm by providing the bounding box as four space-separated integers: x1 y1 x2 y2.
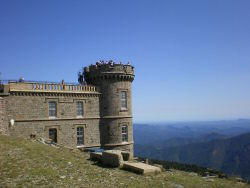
49 101 56 118
76 101 83 117
77 127 84 146
122 125 128 142
121 91 127 110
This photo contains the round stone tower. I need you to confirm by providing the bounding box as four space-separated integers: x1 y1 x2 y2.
83 61 135 157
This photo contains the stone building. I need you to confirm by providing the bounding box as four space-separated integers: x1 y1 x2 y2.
0 61 135 157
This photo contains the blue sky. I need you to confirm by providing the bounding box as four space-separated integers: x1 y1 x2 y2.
1 0 250 122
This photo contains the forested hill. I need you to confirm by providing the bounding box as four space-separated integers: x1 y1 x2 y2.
135 133 250 180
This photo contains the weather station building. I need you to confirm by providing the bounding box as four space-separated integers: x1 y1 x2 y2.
0 61 135 157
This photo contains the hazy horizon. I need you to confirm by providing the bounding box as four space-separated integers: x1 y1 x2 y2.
134 118 250 124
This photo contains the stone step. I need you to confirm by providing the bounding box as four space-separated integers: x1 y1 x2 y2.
122 162 161 174
89 152 102 161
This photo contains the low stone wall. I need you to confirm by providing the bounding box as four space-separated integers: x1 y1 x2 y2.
121 151 130 161
90 152 102 161
102 150 124 168
0 97 8 135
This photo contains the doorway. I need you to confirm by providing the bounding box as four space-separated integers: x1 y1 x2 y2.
49 128 57 144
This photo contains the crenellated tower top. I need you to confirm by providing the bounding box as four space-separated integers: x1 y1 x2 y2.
80 60 134 85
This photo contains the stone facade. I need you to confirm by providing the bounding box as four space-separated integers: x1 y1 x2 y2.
0 61 135 157
0 97 8 135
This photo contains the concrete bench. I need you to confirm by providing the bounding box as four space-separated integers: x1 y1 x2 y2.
122 162 161 174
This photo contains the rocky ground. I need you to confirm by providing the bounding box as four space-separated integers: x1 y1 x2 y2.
0 135 249 188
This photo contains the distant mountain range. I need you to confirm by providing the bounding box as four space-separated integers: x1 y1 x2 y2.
134 119 250 180
134 119 250 144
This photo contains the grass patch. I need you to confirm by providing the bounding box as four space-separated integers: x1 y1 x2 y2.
0 135 249 188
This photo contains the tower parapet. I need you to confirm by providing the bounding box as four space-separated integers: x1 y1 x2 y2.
83 61 134 84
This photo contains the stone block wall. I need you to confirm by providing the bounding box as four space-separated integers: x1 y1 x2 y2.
11 119 100 148
100 80 132 116
0 97 8 135
100 118 133 145
5 94 100 121
4 93 101 148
